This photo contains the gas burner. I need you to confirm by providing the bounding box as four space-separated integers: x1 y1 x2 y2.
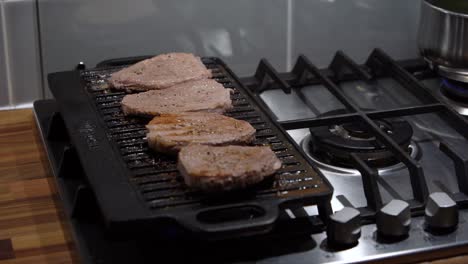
303 109 416 173
439 79 468 116
301 136 419 176
441 78 468 101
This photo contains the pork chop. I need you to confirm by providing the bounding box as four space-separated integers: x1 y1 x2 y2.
146 112 256 154
121 79 232 116
178 145 282 191
108 53 212 91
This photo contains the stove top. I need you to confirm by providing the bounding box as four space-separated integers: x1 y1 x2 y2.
247 49 467 209
34 49 468 263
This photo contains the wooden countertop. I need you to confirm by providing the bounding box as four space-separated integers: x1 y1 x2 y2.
0 108 466 264
0 109 78 263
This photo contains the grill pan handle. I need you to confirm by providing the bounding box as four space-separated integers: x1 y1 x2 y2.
178 202 279 238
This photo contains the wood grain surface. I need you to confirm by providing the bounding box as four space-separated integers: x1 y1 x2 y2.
0 108 466 264
0 109 79 263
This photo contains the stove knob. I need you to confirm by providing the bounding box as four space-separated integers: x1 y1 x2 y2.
376 199 411 238
327 207 361 247
425 192 458 231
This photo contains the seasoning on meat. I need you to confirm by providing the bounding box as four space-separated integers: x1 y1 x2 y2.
178 145 282 191
146 112 256 154
109 53 212 91
121 79 232 116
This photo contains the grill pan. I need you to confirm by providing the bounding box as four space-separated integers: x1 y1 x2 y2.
48 56 333 239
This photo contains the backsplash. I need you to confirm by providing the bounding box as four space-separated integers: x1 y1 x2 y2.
291 0 420 68
0 0 421 108
0 0 42 110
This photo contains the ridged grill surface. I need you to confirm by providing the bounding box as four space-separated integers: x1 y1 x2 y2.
80 58 328 210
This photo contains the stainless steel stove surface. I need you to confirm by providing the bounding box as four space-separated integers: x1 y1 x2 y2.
35 49 468 264
238 49 468 262
261 76 468 212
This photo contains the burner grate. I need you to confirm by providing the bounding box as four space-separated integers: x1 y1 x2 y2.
244 49 468 216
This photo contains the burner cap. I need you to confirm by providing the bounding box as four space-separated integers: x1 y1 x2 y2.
309 109 413 168
441 78 468 102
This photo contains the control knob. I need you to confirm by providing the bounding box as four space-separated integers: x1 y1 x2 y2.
327 207 361 247
376 199 411 238
425 192 458 232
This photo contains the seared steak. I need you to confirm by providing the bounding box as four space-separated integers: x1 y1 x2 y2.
178 145 282 191
146 112 256 154
121 79 232 116
108 53 212 91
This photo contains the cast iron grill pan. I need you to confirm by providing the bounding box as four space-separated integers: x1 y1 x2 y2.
48 56 332 239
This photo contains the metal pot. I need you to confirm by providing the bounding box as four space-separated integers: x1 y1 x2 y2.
418 0 468 82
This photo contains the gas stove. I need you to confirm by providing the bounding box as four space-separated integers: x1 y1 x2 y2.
34 49 468 263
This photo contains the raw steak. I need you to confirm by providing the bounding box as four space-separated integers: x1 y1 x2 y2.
121 79 232 116
178 145 282 191
146 112 256 154
109 53 212 91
